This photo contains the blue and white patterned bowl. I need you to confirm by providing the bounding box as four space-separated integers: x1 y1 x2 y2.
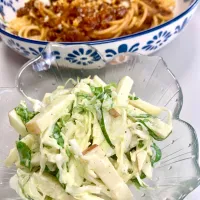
0 0 199 62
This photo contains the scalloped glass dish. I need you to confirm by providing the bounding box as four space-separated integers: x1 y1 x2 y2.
0 43 200 200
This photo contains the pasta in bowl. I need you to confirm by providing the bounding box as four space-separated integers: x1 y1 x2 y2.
7 0 175 41
0 0 199 59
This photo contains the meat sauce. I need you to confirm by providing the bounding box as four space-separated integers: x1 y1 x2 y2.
17 0 128 41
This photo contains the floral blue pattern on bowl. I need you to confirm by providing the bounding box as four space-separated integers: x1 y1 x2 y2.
105 43 140 57
174 17 190 34
1 0 16 12
65 48 101 65
7 38 30 56
142 31 172 51
0 0 199 63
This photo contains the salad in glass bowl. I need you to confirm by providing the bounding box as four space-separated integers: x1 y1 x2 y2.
6 75 174 200
0 44 200 200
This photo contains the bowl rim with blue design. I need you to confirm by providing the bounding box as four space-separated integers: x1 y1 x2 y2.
0 0 199 45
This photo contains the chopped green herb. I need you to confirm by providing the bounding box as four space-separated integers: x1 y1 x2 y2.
15 104 38 124
140 172 146 179
130 147 136 152
90 86 113 101
142 118 149 123
129 95 139 100
90 86 103 98
57 115 70 128
77 92 92 100
110 154 117 160
128 168 133 174
131 173 146 189
104 88 112 97
139 120 164 141
151 142 162 166
66 147 71 157
16 141 31 169
125 152 131 162
90 86 95 93
73 105 94 115
56 171 60 180
99 107 115 149
45 196 53 200
90 86 116 148
138 140 144 148
43 144 52 149
104 83 115 96
52 123 64 148
131 178 142 189
44 166 59 177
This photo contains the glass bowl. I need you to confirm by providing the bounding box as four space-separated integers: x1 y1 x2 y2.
0 43 200 200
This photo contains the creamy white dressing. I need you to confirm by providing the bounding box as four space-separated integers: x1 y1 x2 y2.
69 139 83 157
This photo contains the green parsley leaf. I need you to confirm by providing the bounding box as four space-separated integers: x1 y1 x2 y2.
99 107 115 149
151 142 162 166
16 141 31 169
52 123 64 148
129 95 139 100
15 104 38 124
138 140 144 148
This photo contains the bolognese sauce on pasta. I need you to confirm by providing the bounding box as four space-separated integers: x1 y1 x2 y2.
7 0 175 42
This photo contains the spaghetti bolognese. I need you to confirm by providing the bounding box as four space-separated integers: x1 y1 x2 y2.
7 0 175 42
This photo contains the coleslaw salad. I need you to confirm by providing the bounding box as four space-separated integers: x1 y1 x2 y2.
5 75 172 200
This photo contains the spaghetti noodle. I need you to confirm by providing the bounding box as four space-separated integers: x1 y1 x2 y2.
7 0 175 42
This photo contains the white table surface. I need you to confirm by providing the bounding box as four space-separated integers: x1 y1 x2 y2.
0 5 200 200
